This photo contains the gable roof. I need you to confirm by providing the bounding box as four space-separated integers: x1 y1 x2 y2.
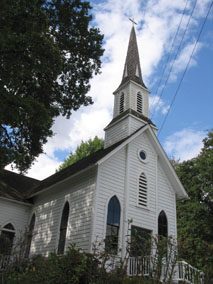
28 124 188 201
0 169 40 203
27 137 129 197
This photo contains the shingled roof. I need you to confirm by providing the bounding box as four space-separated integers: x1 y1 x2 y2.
28 125 147 198
117 26 147 90
0 170 40 202
27 138 127 197
105 108 156 129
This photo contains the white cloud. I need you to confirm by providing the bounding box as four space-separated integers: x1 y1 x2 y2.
149 95 170 116
164 128 205 161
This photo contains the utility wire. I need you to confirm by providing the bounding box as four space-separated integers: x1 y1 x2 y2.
151 0 198 120
158 0 213 137
150 0 189 114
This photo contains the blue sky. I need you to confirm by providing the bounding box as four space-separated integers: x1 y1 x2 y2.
7 0 213 179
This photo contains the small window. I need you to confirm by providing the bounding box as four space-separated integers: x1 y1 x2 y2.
138 173 148 207
120 92 124 114
25 214 36 257
130 226 152 257
105 196 121 254
158 211 168 238
0 223 15 255
58 202 70 255
137 92 143 113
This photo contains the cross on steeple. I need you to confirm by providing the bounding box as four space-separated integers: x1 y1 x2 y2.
129 18 137 27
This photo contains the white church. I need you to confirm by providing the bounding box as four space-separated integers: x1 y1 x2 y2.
0 27 204 282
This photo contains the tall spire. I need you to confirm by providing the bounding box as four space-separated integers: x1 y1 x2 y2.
119 26 147 89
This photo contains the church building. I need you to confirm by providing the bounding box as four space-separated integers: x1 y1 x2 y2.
0 26 189 265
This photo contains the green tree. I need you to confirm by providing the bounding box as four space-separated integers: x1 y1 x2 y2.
57 136 104 171
0 0 104 172
176 131 213 279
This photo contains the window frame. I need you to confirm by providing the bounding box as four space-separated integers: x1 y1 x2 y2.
137 172 149 209
158 210 168 239
57 202 70 255
136 92 143 114
105 195 121 254
119 92 125 114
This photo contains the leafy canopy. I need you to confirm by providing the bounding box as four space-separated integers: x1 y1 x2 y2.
0 0 104 172
57 136 104 171
176 130 213 277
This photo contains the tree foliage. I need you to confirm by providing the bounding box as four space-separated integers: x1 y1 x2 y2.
176 131 213 278
0 0 104 172
57 136 104 171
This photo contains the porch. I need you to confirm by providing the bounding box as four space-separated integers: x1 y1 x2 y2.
128 256 205 284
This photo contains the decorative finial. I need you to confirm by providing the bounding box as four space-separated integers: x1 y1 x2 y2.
129 18 137 27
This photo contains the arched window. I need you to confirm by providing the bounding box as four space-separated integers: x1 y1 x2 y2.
119 92 124 114
138 173 148 207
137 92 143 113
25 214 36 257
105 196 121 253
158 211 168 238
0 223 15 255
58 202 70 254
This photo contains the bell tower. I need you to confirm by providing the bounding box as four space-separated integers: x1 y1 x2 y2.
104 26 157 148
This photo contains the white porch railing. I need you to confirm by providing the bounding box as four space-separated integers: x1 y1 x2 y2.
127 256 205 284
173 261 205 284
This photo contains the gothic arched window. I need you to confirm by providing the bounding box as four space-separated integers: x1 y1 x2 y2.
158 211 168 238
0 223 15 255
138 172 148 207
137 92 143 113
25 214 36 257
105 196 121 254
58 202 70 254
119 92 124 114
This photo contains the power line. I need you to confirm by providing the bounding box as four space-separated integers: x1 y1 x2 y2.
150 0 189 115
151 0 198 120
158 0 213 137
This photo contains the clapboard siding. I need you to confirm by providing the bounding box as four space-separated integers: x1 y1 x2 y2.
104 117 129 148
30 167 97 255
157 162 176 237
94 147 126 242
129 116 146 134
127 132 157 233
0 199 31 240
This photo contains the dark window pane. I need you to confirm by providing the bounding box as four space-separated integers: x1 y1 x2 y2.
3 223 15 231
0 231 15 255
58 202 70 254
130 226 152 257
105 196 120 254
158 211 168 238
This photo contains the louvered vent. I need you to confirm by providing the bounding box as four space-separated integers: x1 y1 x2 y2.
120 93 124 113
138 173 147 207
137 92 142 113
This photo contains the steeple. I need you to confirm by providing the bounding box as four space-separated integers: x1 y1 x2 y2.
119 26 147 90
104 26 156 149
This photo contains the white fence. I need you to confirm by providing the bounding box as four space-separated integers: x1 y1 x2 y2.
128 256 205 284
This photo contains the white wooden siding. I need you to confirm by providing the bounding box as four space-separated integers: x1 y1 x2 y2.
30 167 96 255
129 116 146 134
93 147 126 246
95 130 177 255
157 161 176 237
104 117 129 148
127 132 157 233
0 199 31 240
